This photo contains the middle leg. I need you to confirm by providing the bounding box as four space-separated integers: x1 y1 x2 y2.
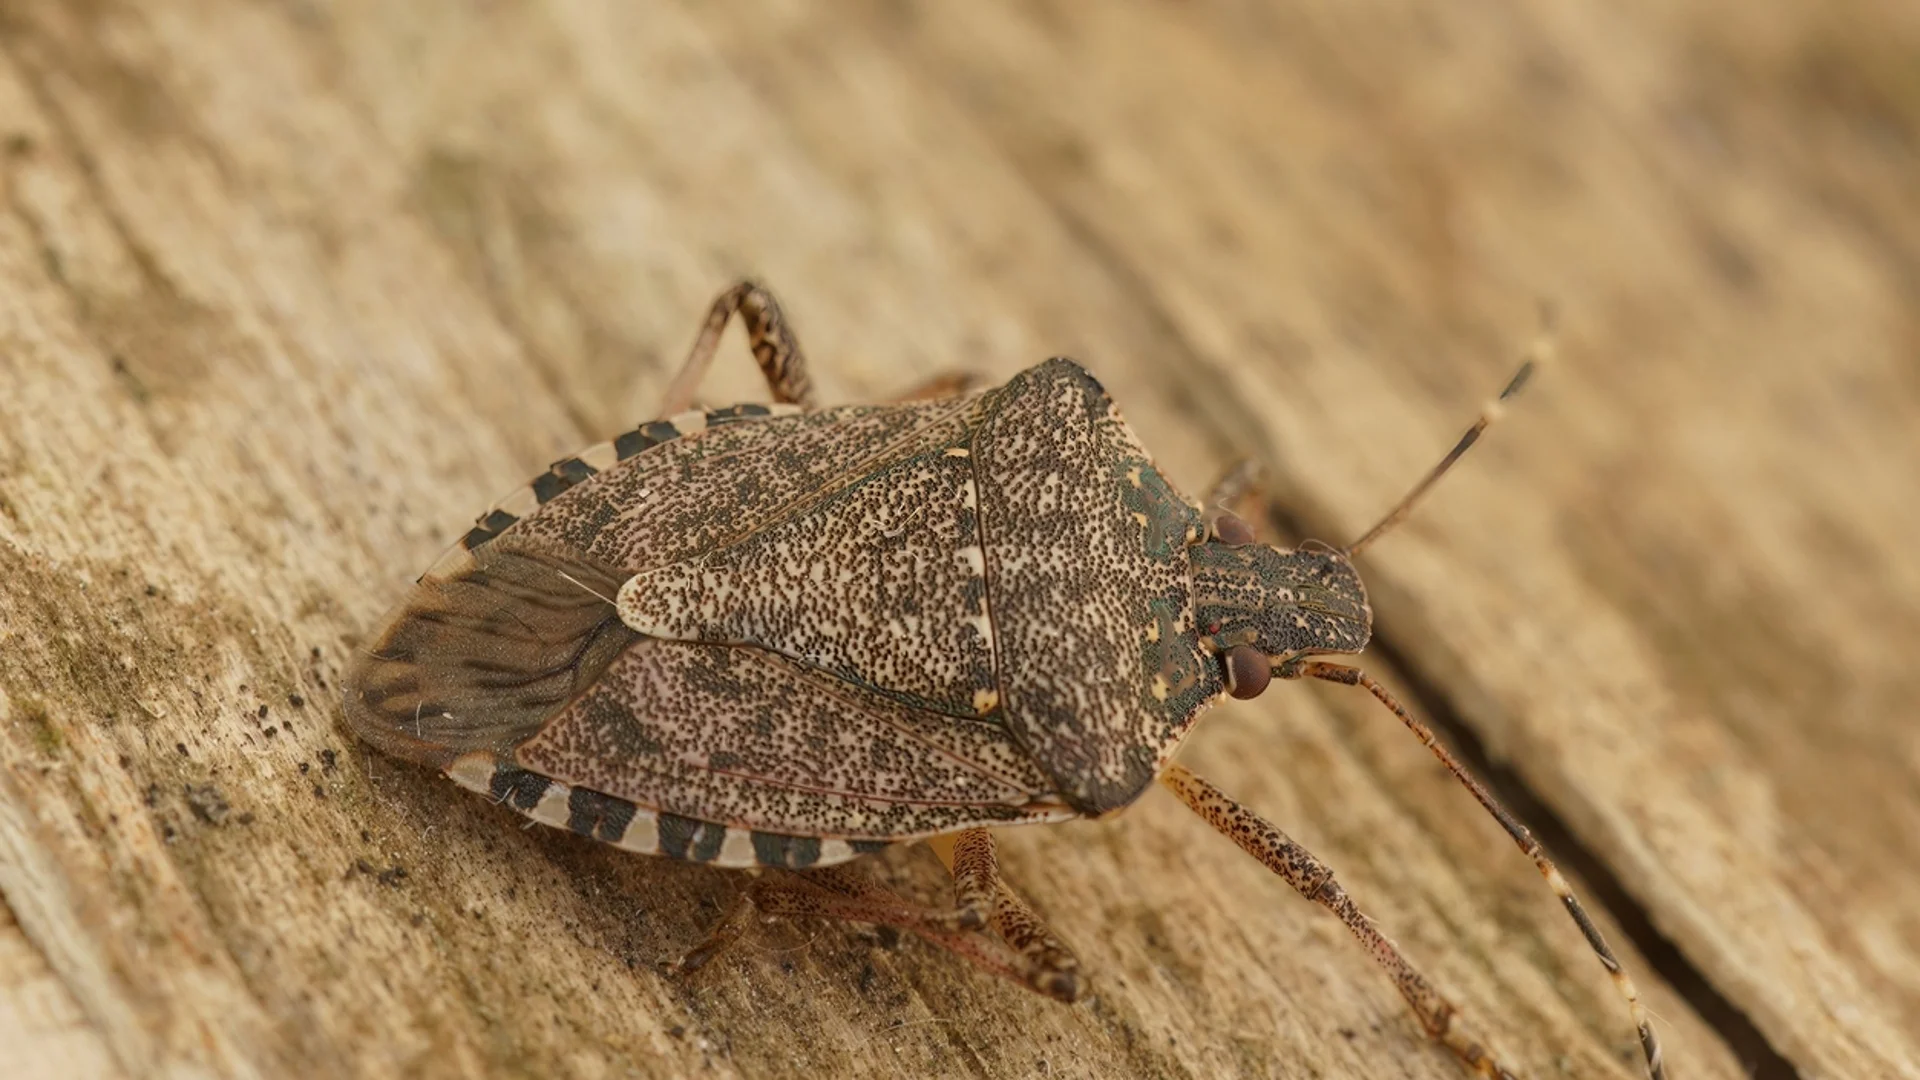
936 828 1082 1002
672 834 1083 1002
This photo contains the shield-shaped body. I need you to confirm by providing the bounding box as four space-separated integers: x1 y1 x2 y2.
342 317 1668 1080
345 359 1226 869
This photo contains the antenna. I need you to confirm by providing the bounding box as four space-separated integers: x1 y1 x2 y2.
1344 306 1557 559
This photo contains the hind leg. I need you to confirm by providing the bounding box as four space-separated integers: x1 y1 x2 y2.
672 829 1083 1002
657 281 817 414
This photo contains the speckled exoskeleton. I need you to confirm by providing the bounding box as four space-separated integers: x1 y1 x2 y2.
344 283 1665 1080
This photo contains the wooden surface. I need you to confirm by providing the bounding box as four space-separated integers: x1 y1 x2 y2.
2 2 1916 1078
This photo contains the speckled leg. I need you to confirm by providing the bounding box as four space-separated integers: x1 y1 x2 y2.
666 890 758 976
669 868 989 978
657 281 817 414
1204 459 1270 545
946 828 1083 1001
737 865 983 932
1160 762 1517 1080
788 863 1086 996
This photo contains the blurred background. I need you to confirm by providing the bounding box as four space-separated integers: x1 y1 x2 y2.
1 3 1916 1078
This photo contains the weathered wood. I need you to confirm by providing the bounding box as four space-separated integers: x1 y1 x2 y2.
2 2 1915 1078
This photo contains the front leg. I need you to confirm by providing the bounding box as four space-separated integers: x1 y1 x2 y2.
1160 762 1518 1080
1203 458 1269 545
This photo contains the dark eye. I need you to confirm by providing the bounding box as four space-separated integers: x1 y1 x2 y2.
1211 513 1256 546
1224 645 1271 699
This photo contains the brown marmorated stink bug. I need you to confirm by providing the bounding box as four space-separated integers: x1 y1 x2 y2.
345 282 1665 1080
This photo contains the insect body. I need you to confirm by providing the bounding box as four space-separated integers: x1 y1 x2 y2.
345 283 1664 1080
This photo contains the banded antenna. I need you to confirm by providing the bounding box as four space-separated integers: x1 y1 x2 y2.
1345 306 1558 559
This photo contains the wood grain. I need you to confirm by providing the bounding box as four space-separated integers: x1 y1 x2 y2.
3 2 1916 1078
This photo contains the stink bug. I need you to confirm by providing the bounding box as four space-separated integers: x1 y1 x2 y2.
344 282 1665 1080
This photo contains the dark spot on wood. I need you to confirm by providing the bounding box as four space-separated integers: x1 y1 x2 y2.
184 783 229 825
